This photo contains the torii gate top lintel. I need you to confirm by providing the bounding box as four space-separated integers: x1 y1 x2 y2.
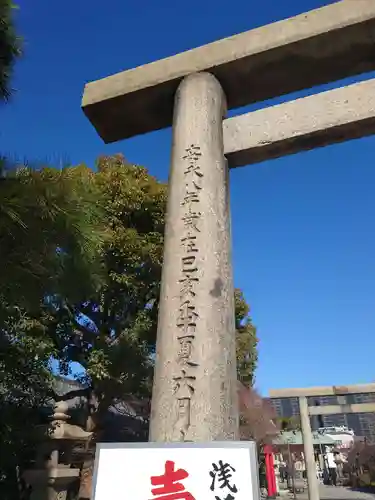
82 0 375 144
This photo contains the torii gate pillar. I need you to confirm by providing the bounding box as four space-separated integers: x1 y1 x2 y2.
148 72 238 442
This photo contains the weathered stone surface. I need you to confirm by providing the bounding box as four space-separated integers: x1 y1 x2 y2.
82 0 375 142
223 78 375 168
50 401 93 441
23 468 80 500
149 72 238 442
299 397 320 500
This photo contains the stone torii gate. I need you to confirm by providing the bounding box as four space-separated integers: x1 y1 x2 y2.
270 385 375 496
82 0 375 485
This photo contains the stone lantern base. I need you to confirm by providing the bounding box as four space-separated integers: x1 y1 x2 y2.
23 467 80 500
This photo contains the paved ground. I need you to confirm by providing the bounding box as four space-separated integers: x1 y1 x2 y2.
290 485 375 500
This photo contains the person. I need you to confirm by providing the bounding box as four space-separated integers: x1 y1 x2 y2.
279 462 287 483
330 467 337 486
326 448 338 486
315 462 321 481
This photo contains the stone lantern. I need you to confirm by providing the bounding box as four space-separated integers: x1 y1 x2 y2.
23 400 92 500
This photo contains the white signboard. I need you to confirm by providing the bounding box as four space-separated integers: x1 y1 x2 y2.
92 442 260 500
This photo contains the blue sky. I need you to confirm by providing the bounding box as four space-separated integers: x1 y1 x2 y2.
2 0 375 395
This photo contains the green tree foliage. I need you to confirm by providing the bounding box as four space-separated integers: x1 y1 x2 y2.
47 155 258 426
0 160 105 499
0 154 258 498
49 155 166 419
0 159 104 309
45 155 258 499
0 306 55 500
235 289 258 386
0 0 21 101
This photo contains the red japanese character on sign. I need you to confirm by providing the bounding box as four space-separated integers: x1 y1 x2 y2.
150 460 195 500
